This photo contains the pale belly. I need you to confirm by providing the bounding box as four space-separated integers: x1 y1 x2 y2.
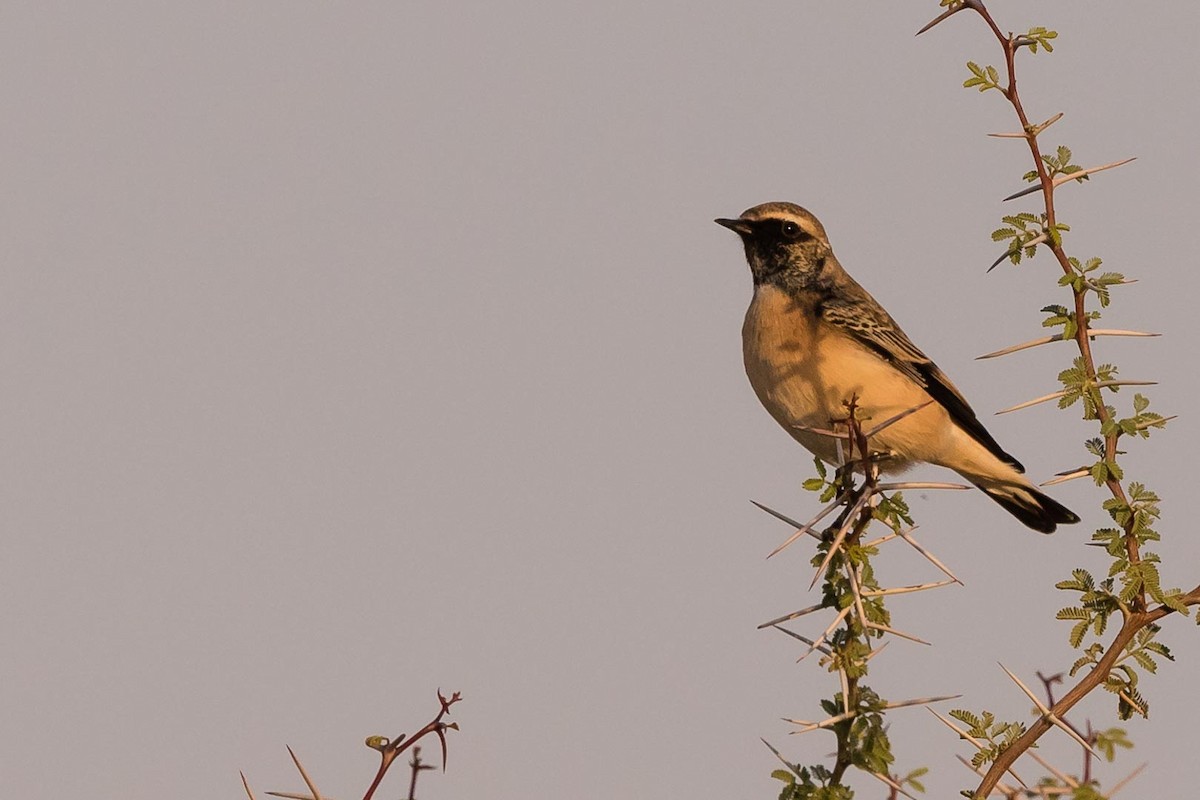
742 285 954 471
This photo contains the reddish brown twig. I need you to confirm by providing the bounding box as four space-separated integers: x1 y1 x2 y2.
404 746 436 800
362 690 462 800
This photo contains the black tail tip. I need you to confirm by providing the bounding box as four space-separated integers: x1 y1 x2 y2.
983 486 1080 534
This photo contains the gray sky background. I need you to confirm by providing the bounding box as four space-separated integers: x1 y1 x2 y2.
3 3 1198 798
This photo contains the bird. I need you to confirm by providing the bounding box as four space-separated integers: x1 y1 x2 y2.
715 202 1079 533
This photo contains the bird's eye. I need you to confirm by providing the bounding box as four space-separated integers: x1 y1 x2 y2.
781 221 805 240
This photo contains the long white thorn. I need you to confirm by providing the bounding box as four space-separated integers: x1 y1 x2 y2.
954 755 1020 797
863 579 957 597
929 710 1028 788
998 663 1051 713
865 621 931 645
768 624 833 656
1107 762 1147 797
989 233 1048 272
792 422 850 440
785 708 856 733
988 112 1064 139
867 769 918 800
996 380 1157 415
1001 157 1137 202
751 500 821 543
864 640 890 662
897 528 963 585
999 664 1100 758
860 528 905 549
1025 751 1079 789
760 738 799 777
883 694 961 710
846 562 870 632
798 606 852 663
757 603 827 629
754 496 848 559
1047 712 1101 757
995 389 1068 415
809 494 869 589
285 747 325 800
1034 111 1065 134
863 400 935 438
876 481 970 491
1040 468 1090 487
1056 157 1137 186
976 329 1160 360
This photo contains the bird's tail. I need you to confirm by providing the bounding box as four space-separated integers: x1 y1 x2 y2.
972 478 1080 534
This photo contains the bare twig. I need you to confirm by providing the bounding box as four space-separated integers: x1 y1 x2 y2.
405 746 435 800
361 691 463 800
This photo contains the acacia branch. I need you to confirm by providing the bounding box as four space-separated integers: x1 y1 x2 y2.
916 3 1195 797
977 587 1200 798
967 1 1143 592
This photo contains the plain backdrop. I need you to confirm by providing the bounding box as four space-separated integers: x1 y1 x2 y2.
2 2 1197 798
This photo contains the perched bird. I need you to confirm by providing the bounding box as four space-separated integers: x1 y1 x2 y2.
715 202 1079 533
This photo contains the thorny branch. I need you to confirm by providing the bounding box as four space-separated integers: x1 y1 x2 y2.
760 397 964 794
918 3 1199 798
923 0 1143 599
241 690 462 800
828 398 878 786
362 690 462 800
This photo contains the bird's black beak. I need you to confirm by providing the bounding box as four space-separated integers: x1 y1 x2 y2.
714 217 753 237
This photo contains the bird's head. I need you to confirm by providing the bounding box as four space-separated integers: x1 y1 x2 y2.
715 202 832 287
